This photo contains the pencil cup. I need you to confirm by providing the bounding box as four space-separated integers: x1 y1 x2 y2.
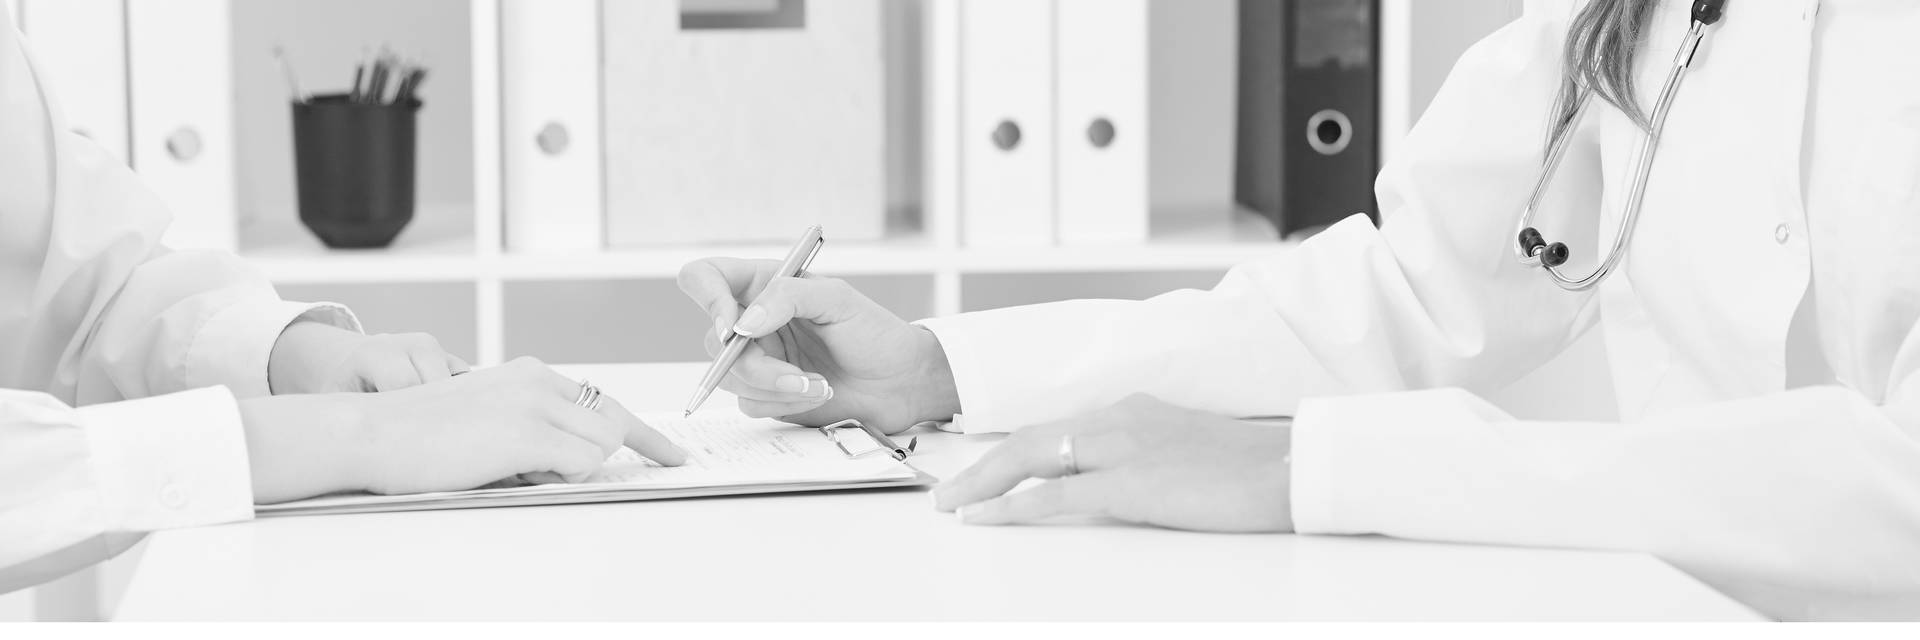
292 94 420 249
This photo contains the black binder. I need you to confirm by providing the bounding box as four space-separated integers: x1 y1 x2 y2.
1235 0 1381 239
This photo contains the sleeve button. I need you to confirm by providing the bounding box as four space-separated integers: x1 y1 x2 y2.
1774 223 1791 245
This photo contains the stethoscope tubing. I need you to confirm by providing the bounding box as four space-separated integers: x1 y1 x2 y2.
1516 20 1710 292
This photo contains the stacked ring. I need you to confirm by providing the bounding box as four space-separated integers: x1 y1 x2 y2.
574 380 604 412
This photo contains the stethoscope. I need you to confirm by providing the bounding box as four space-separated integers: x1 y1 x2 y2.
1514 0 1728 291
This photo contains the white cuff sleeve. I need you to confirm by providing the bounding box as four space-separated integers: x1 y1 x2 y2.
185 299 361 398
78 386 256 532
1288 388 1514 535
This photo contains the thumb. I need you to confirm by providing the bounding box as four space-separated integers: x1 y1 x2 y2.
732 276 864 337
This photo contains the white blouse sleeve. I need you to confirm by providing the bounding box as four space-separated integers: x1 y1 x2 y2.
0 388 254 593
0 10 352 591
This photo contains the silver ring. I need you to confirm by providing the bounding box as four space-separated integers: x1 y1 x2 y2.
574 380 603 412
1058 435 1080 476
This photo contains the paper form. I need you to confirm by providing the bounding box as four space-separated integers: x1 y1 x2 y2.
258 415 925 516
586 414 902 486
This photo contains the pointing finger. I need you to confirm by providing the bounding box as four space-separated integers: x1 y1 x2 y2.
598 395 688 467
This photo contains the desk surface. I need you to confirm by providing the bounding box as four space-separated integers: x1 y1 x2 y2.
116 363 1761 621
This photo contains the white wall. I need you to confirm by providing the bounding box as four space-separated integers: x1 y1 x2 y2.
1149 0 1237 216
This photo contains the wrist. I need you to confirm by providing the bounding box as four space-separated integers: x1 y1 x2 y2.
237 394 371 503
909 326 962 424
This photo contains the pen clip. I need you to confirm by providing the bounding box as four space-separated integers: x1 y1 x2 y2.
797 236 825 278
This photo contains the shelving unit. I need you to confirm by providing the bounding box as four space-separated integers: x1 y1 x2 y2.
23 0 1521 368
200 0 1306 367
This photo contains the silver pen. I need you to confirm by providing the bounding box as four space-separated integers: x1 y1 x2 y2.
683 225 827 416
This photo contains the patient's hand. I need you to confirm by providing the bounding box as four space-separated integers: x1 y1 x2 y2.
678 257 960 434
268 321 469 394
240 357 687 504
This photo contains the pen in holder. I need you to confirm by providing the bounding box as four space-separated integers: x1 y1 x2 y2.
291 94 420 248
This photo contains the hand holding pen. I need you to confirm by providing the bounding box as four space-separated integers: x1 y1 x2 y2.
676 228 961 437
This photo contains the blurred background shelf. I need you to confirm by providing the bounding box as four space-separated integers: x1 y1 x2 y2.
248 206 1295 284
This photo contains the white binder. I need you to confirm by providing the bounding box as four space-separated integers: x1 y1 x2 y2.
18 0 130 164
601 0 885 247
958 0 1056 247
126 0 237 251
923 0 964 250
1054 0 1149 245
501 0 604 253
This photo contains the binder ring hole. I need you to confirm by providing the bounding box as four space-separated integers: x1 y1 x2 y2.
1306 109 1352 156
992 120 1022 151
166 127 204 163
537 122 572 156
1087 117 1116 149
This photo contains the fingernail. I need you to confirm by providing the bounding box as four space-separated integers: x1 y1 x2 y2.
820 380 834 401
714 316 731 341
930 488 951 512
957 505 979 524
775 375 809 393
733 306 768 336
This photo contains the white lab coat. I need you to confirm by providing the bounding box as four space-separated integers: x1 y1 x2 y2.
920 0 1920 621
1 12 355 592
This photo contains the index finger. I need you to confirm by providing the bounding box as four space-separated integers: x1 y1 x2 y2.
677 258 780 337
598 395 688 466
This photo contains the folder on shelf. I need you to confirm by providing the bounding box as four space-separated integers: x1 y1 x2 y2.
19 0 130 164
600 0 886 247
1053 0 1149 246
258 414 934 517
1235 0 1381 238
126 0 238 251
501 0 604 252
957 0 1056 247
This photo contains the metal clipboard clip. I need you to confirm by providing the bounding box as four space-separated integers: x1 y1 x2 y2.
818 419 918 462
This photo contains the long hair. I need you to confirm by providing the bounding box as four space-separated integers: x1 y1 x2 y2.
1547 0 1661 150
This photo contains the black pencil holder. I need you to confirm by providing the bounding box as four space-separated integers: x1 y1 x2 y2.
292 94 420 249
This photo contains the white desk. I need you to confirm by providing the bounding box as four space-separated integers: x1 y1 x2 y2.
116 363 1762 621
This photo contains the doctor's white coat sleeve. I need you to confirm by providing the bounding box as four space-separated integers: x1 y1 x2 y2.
1 15 356 591
918 9 1920 621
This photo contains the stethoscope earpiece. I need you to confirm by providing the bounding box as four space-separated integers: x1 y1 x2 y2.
1517 227 1571 268
1542 242 1570 268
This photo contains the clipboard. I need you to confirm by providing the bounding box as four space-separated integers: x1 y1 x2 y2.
258 416 936 518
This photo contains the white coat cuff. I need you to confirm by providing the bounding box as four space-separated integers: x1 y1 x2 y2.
1289 395 1349 534
78 386 255 532
186 299 361 398
913 317 993 434
1288 388 1510 535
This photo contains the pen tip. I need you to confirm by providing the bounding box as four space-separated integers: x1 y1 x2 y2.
683 410 694 418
